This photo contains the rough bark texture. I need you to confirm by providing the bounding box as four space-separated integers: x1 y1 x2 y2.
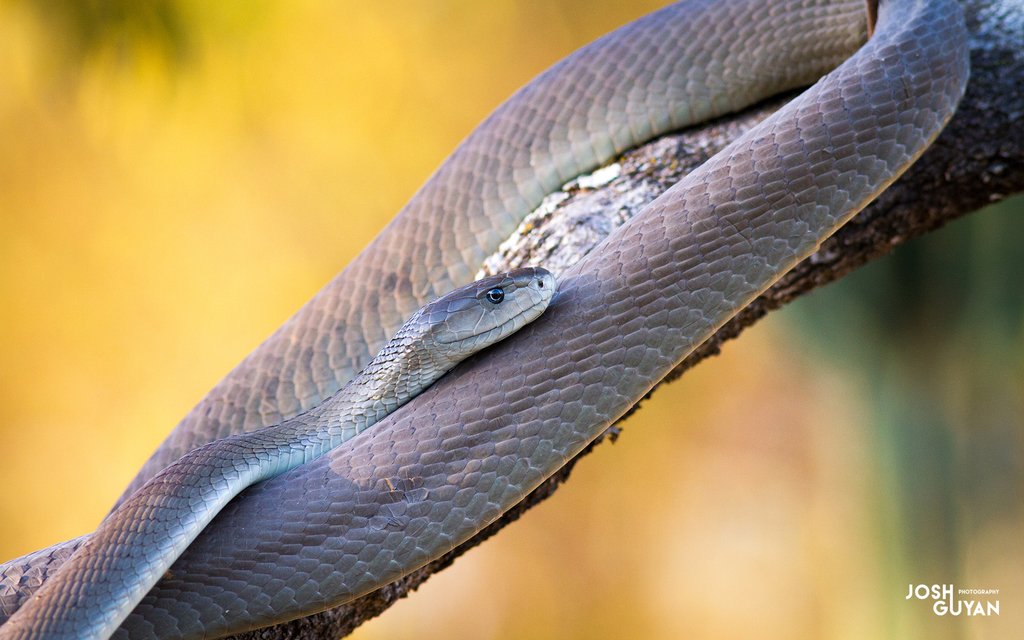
233 1 1023 637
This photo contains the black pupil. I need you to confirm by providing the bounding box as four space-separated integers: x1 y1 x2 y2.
486 287 504 304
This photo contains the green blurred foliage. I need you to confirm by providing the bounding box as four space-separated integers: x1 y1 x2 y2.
788 197 1024 639
19 0 191 70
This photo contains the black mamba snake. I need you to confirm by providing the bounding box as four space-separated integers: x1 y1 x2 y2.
0 0 969 637
1 269 554 638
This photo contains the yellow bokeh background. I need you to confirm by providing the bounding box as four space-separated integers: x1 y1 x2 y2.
0 2 1020 638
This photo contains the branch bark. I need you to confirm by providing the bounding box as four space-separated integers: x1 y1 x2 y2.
233 1 1023 637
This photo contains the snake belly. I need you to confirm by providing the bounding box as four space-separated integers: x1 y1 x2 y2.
0 0 968 638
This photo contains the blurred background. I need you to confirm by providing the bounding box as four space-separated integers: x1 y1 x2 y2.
0 1 1020 638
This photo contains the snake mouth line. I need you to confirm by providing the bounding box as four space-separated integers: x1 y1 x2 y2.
433 297 550 345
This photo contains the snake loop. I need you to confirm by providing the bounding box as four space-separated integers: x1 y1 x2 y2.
0 1 968 637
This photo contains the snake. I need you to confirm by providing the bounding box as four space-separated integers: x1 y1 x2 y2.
0 268 554 638
0 0 969 638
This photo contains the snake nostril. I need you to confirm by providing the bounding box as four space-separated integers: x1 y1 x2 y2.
536 279 544 289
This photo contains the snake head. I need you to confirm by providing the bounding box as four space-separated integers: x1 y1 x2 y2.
423 266 555 360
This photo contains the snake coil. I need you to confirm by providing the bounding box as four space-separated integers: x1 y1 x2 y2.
0 0 968 638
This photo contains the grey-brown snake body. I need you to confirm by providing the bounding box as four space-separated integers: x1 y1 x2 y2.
1 270 554 639
0 0 969 637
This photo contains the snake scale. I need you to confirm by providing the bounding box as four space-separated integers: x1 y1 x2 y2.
1 270 554 638
0 0 968 638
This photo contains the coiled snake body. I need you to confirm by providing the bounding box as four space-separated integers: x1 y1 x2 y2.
0 0 969 638
1 270 554 638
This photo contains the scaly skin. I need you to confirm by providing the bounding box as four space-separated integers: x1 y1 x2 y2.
114 0 870 505
0 0 968 638
0 269 553 639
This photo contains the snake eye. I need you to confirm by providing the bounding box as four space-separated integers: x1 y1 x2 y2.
485 287 505 304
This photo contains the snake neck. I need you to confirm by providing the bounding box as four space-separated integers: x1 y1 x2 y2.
331 316 455 430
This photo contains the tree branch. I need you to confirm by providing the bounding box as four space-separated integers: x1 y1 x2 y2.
233 1 1023 637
